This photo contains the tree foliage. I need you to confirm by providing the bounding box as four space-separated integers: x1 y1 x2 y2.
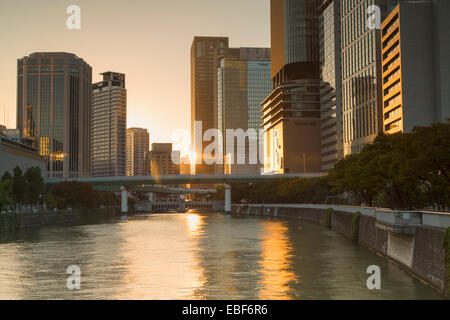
46 181 118 210
228 121 450 210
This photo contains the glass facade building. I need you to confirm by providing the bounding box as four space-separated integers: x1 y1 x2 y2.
91 72 127 177
340 0 390 156
216 48 271 174
319 0 343 171
263 0 322 174
16 52 92 179
190 36 229 175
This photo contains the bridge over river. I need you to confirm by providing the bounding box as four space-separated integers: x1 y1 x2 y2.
47 173 323 214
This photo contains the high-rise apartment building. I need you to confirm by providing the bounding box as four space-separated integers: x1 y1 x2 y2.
340 0 390 156
91 72 127 177
319 0 343 171
191 36 229 175
126 128 149 176
216 47 271 174
16 52 92 179
262 0 322 174
381 0 450 134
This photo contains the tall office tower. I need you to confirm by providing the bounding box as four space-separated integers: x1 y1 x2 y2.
216 47 271 174
262 0 322 174
381 0 449 134
126 128 149 176
319 0 343 171
16 52 92 179
91 72 127 177
213 47 241 132
340 0 390 156
191 36 229 175
146 143 180 176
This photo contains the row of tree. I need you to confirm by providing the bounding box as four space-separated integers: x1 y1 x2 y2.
224 121 450 210
330 121 449 210
0 166 119 212
46 181 119 210
0 166 44 212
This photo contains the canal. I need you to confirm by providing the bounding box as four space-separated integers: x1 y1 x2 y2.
0 212 445 299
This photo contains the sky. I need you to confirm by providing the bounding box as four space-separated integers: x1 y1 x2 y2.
0 0 270 153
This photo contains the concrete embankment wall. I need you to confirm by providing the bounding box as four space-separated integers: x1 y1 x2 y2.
232 204 449 296
0 207 120 233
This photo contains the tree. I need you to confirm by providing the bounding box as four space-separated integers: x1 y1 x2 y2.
50 181 102 209
329 121 450 210
12 166 27 211
100 192 119 207
24 167 44 207
1 171 12 182
0 179 13 212
408 122 450 210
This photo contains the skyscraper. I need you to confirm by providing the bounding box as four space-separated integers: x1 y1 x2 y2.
262 0 322 174
191 36 229 175
319 0 343 171
340 0 390 156
381 0 449 134
126 127 149 176
91 72 127 177
16 52 92 179
216 47 271 174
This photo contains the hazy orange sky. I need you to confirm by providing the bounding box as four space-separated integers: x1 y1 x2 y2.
0 0 270 151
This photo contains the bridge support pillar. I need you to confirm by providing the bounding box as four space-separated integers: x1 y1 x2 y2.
178 199 186 213
224 184 231 214
121 186 128 214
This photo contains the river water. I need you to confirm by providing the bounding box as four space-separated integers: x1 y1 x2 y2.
0 212 445 300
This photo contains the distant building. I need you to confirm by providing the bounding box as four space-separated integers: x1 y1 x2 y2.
381 0 450 134
262 0 322 174
191 36 229 175
91 72 127 177
319 0 343 171
216 47 271 175
16 52 92 179
146 143 180 176
0 134 45 178
126 128 149 176
3 129 22 144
